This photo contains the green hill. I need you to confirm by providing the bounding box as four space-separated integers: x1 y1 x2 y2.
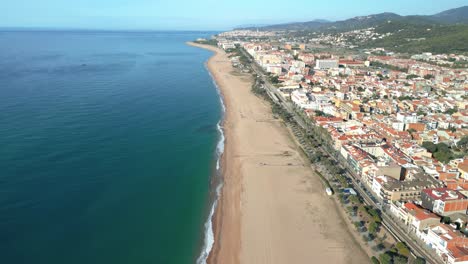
243 6 468 32
430 6 468 24
367 22 468 53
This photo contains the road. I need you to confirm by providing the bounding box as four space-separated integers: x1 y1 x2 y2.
241 49 309 129
241 48 443 264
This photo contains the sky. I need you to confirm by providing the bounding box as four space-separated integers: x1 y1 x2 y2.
2 0 468 30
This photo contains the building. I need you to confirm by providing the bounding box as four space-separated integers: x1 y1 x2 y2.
218 42 236 50
372 173 441 203
459 161 468 180
315 59 339 70
421 188 468 216
338 59 365 68
396 112 418 124
340 101 360 120
425 224 468 263
266 65 282 75
446 245 468 264
389 202 440 239
298 53 315 65
291 90 314 109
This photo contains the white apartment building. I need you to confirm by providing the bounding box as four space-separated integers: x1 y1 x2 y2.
315 59 339 69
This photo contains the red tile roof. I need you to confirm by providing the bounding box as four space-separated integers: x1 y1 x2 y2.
404 203 439 221
422 188 467 201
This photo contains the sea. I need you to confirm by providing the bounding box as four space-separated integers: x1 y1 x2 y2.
0 30 223 264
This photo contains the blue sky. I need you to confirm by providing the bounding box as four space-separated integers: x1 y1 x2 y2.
2 0 468 30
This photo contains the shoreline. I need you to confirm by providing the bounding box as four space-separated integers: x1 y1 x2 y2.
188 42 238 264
188 41 241 264
188 41 369 264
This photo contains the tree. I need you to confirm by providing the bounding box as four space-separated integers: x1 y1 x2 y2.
363 234 373 242
444 107 458 115
395 242 410 257
354 221 364 229
346 206 356 214
422 141 437 153
398 95 414 101
414 257 426 264
416 110 426 116
375 243 385 251
393 255 408 264
406 74 419 79
338 193 346 204
358 205 368 215
368 208 382 223
421 141 457 164
436 142 450 152
349 195 361 205
423 74 434 79
270 76 279 84
309 153 321 162
457 136 468 152
441 216 451 224
433 144 455 164
369 221 379 235
371 256 380 264
314 110 330 117
379 252 392 264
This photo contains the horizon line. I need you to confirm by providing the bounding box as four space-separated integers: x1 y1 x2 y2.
0 26 226 33
2 4 466 33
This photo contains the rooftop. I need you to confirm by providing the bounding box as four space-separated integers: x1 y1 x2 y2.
382 173 442 192
404 203 439 221
423 188 467 201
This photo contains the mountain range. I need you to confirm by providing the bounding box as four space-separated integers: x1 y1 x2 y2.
238 6 468 32
237 6 468 54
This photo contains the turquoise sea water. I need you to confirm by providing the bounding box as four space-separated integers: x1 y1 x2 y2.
0 31 221 264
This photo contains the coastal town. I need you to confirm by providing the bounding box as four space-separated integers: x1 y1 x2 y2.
4 2 468 264
201 28 468 264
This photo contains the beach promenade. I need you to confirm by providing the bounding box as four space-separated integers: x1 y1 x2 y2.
189 42 369 264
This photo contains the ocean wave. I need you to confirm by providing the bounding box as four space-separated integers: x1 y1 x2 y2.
196 181 223 264
215 122 224 171
196 65 225 264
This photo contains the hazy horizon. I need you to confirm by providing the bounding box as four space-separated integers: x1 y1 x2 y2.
2 0 468 31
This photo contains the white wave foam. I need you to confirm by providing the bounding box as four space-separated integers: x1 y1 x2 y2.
196 64 226 264
215 122 224 170
196 182 223 264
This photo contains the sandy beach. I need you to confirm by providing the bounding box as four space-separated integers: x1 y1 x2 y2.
189 42 369 264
